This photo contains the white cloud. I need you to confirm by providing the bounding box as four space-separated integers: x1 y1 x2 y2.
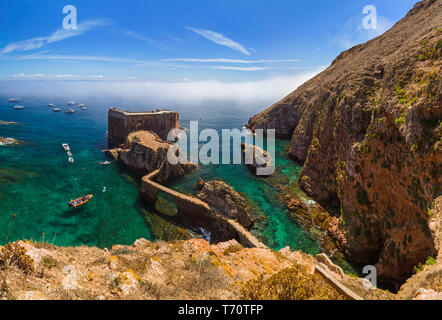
55 74 76 78
13 73 46 78
161 58 300 64
0 19 110 54
186 27 250 55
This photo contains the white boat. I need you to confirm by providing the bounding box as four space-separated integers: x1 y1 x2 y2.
67 151 73 157
53 108 61 112
67 101 76 106
81 106 87 110
66 109 75 113
13 105 24 110
78 104 85 108
62 143 70 151
8 98 20 103
48 103 54 107
68 157 74 164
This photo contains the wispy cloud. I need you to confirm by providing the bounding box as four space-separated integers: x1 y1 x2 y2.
122 30 165 49
0 19 110 55
4 53 149 64
211 66 268 71
13 73 46 78
161 58 300 64
2 54 279 71
12 73 77 79
186 27 250 55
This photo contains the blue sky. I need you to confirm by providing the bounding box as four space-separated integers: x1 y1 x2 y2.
0 0 418 105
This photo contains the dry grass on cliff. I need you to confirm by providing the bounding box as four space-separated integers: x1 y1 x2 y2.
0 242 35 275
240 264 347 300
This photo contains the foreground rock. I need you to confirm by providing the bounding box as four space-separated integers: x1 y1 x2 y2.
116 131 197 183
0 238 398 300
248 0 441 286
196 179 254 229
240 143 274 176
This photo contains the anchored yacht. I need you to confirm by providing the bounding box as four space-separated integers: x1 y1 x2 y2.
13 105 24 110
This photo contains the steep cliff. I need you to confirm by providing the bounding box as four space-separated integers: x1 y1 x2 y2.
248 0 441 286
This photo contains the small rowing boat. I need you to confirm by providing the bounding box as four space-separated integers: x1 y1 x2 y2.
69 194 93 208
62 143 70 151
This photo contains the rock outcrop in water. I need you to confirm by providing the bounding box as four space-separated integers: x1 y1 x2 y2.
248 0 441 286
196 179 254 229
240 143 274 176
0 121 19 126
0 137 20 146
117 131 197 183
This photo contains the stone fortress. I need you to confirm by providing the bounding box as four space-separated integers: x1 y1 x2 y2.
108 107 179 148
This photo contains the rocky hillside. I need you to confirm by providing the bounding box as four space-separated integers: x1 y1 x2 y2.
248 0 441 286
1 238 401 300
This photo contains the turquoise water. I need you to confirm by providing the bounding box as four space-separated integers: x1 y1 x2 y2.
0 96 320 255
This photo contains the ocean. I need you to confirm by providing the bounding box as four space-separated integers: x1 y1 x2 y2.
0 96 321 257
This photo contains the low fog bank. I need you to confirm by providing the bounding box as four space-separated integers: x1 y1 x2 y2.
0 70 322 111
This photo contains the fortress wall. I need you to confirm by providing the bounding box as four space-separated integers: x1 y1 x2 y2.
108 108 179 148
140 170 267 248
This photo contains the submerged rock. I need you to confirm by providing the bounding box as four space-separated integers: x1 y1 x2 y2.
196 179 254 229
0 168 38 184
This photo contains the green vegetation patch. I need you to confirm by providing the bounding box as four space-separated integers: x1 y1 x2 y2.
241 264 347 300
